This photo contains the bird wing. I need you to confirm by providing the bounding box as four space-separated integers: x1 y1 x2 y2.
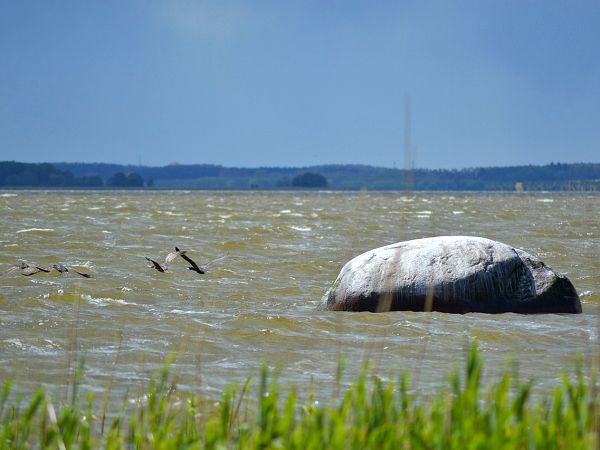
180 253 201 271
0 266 19 277
164 250 184 266
73 270 92 278
145 257 165 272
199 255 227 272
21 267 42 276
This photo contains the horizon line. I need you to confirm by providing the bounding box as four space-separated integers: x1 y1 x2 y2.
4 160 600 173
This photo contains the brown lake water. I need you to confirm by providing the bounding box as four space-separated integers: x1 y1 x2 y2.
1 190 598 404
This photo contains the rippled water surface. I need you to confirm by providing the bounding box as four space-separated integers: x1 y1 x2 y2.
1 191 598 402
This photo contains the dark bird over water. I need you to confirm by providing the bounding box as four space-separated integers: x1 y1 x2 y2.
145 248 186 273
178 250 204 273
52 263 92 278
1 261 50 277
145 256 167 273
176 246 226 274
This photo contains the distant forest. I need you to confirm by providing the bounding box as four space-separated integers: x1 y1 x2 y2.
1 160 600 191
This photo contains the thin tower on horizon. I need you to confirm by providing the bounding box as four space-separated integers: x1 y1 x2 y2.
403 94 415 191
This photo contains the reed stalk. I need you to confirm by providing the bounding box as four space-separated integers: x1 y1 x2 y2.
0 343 597 449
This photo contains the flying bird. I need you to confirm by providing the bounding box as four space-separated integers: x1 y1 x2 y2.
52 263 92 278
176 247 226 274
1 261 50 277
145 256 167 273
145 247 186 273
178 248 204 274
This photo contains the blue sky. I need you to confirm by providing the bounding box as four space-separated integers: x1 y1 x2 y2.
1 1 599 169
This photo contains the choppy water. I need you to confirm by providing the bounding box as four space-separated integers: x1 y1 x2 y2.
1 191 598 403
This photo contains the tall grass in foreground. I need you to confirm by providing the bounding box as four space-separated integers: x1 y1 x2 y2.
0 346 598 449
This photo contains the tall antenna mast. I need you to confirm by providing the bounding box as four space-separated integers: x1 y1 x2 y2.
403 94 414 191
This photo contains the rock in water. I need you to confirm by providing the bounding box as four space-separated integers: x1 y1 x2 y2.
320 236 581 314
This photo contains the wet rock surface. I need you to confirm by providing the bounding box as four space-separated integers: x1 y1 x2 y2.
320 236 581 314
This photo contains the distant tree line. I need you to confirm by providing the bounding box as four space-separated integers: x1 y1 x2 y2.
276 172 329 188
51 161 600 190
291 172 328 188
106 172 144 187
0 161 145 188
4 160 600 190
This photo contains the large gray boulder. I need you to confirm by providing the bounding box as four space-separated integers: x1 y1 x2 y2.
320 236 581 314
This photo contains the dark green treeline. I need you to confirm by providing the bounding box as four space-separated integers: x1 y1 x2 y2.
2 160 600 190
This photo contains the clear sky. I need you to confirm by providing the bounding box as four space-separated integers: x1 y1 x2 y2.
1 1 599 169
